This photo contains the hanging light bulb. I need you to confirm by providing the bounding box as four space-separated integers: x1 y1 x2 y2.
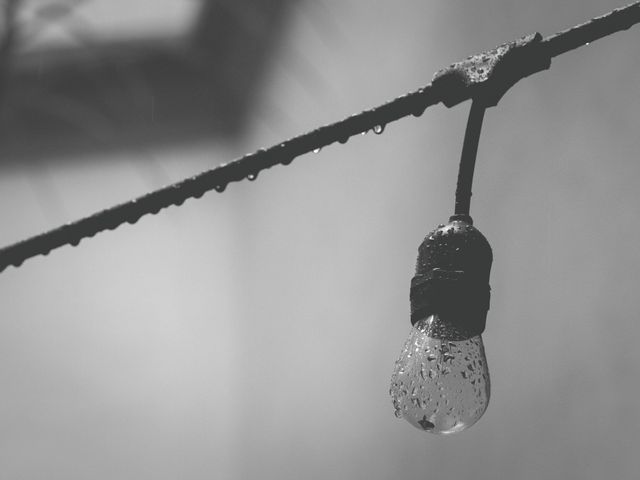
390 214 493 434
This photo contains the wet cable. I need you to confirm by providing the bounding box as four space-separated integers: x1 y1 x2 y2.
1 1 639 272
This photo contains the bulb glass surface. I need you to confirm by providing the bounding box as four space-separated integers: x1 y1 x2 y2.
390 314 490 434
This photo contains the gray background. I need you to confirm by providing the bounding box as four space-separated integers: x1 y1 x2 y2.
1 1 639 479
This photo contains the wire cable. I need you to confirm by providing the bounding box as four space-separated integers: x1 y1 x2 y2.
454 100 486 217
1 1 640 272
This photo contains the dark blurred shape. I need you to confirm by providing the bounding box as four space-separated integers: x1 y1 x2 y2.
0 0 296 165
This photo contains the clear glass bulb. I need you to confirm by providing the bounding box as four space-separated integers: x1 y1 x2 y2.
389 314 490 434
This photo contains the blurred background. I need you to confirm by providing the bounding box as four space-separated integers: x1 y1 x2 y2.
0 1 639 479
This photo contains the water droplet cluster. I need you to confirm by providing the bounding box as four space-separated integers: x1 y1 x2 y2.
390 315 490 434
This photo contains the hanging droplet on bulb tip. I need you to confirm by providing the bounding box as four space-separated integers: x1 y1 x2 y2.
418 416 435 431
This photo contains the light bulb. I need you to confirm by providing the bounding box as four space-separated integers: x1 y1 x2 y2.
391 215 493 434
390 314 490 434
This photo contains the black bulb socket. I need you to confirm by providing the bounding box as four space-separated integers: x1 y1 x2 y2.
410 214 493 340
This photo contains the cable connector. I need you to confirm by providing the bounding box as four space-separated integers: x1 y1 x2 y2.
432 33 551 108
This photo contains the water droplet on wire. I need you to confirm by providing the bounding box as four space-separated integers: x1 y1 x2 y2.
373 124 385 134
313 148 322 154
214 184 227 192
247 173 258 181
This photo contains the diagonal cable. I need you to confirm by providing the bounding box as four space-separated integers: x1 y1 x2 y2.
1 1 640 272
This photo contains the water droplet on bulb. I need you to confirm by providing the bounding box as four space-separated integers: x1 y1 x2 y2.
418 416 435 431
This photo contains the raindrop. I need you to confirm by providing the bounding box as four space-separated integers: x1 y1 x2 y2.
373 124 385 134
214 184 227 193
247 173 258 181
412 107 426 118
313 147 322 153
418 416 435 431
